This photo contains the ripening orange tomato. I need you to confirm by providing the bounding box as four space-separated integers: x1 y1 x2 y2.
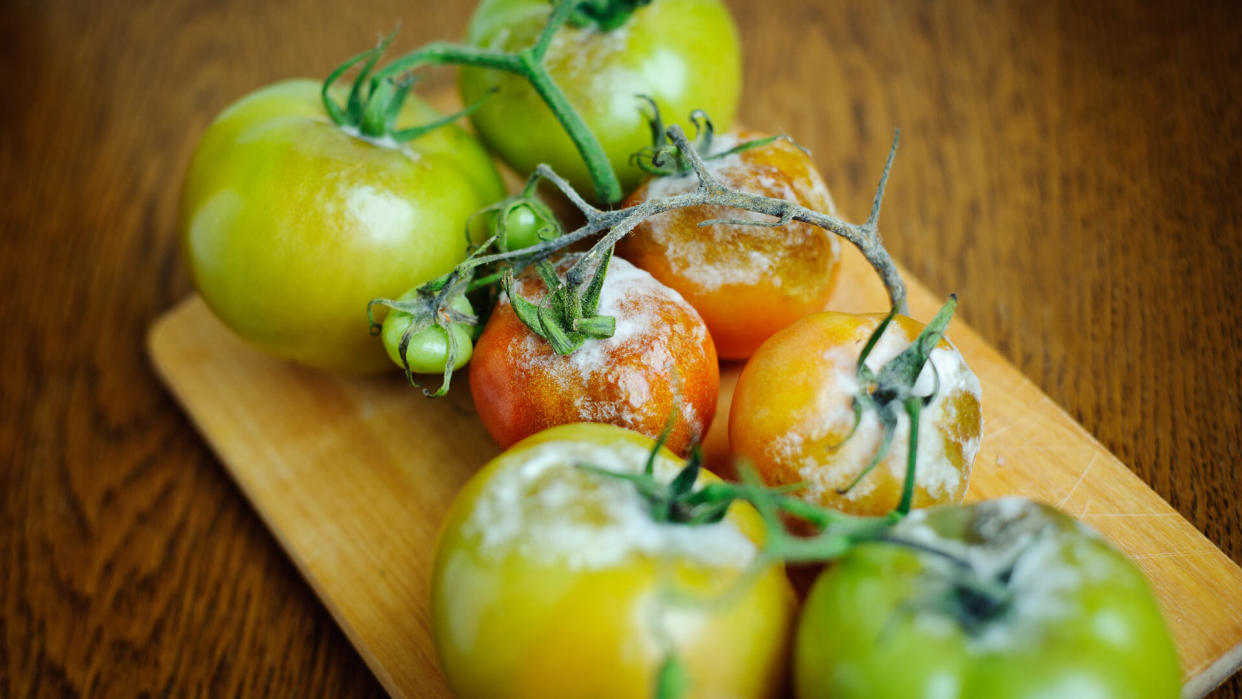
469 254 718 455
619 131 840 359
730 311 982 516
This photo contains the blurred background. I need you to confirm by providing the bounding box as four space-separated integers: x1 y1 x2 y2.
1 0 1239 695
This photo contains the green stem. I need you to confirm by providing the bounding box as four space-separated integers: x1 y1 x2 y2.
372 42 522 84
521 56 622 204
897 397 921 515
368 1 624 205
466 271 505 293
532 0 582 59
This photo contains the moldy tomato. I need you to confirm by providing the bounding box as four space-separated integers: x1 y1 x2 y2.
469 254 718 455
459 0 741 200
730 310 982 516
180 79 504 373
795 499 1180 698
432 423 794 698
620 131 841 359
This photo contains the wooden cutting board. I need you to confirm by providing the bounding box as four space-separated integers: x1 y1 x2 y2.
149 237 1242 698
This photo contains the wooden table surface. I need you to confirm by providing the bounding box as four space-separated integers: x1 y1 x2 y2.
2 0 1239 696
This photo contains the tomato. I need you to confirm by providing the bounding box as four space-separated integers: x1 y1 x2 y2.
619 131 841 359
459 0 741 200
468 193 564 253
470 254 719 455
180 79 505 373
379 293 474 374
730 310 982 516
432 423 795 698
794 499 1181 698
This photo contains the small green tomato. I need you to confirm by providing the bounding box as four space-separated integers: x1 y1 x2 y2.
380 294 474 374
469 201 553 252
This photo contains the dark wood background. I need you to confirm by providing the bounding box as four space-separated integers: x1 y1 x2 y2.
2 0 1239 695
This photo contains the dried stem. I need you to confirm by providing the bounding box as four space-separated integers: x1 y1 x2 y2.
451 125 908 314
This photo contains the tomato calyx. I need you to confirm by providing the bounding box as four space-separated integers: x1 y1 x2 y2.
368 270 476 396
502 247 618 355
630 97 788 178
322 32 491 144
343 0 624 203
832 295 960 514
578 416 736 524
566 0 652 32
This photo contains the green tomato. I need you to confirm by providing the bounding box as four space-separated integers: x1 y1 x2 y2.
380 293 474 374
432 423 794 698
795 499 1181 698
459 0 741 200
180 79 505 373
468 200 553 252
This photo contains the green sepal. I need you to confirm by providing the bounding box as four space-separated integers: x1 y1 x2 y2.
629 99 793 177
875 294 957 393
567 0 653 32
390 88 494 142
366 269 477 398
669 448 702 498
580 245 614 317
323 30 488 143
503 274 548 339
574 315 616 338
537 301 582 355
653 653 689 699
835 404 898 495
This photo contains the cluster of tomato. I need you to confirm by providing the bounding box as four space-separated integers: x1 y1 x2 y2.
179 0 1182 696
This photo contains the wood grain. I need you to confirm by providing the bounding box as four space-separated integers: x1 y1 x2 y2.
2 0 1240 696
147 237 1242 697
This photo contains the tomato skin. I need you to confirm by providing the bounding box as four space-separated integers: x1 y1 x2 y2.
620 132 841 359
459 0 741 199
469 255 719 455
730 311 982 516
379 293 474 374
794 499 1181 699
432 423 795 699
180 79 505 373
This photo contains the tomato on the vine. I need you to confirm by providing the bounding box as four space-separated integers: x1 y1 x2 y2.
469 254 718 455
620 131 841 359
459 0 742 199
432 423 794 698
730 310 982 516
795 499 1181 698
379 292 474 374
180 79 505 373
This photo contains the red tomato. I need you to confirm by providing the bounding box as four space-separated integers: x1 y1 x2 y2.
730 311 982 516
470 254 718 455
619 131 840 359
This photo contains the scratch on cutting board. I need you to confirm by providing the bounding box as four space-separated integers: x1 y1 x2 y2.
983 417 1020 442
1126 548 1220 561
1057 453 1097 507
1083 512 1182 519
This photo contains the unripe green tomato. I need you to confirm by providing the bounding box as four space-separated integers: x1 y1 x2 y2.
498 203 543 251
380 294 474 374
180 79 505 373
469 202 547 252
795 499 1181 699
459 0 742 201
